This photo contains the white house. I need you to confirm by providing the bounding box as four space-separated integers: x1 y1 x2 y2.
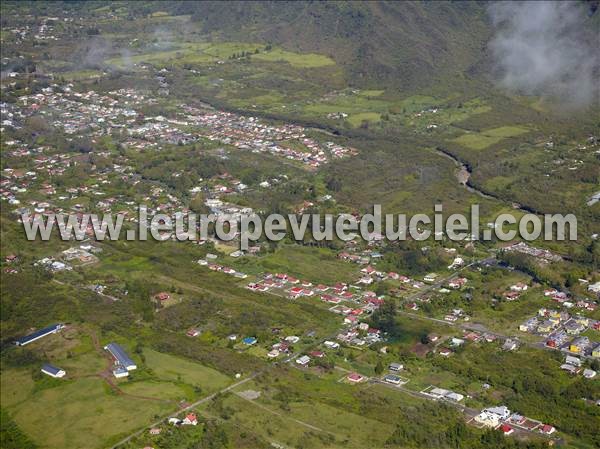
296 355 311 366
483 406 510 420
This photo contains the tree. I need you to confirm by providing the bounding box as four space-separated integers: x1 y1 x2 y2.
189 192 209 215
374 359 384 375
371 299 401 337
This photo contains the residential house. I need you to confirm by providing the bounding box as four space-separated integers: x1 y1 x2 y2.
347 373 365 383
424 273 438 283
448 277 467 289
569 337 590 354
182 413 198 426
520 317 538 332
540 425 556 435
383 374 402 385
510 282 528 292
389 362 403 372
502 339 519 351
439 348 452 357
565 355 582 367
296 355 311 366
537 320 555 333
565 320 586 335
483 406 510 420
500 424 514 436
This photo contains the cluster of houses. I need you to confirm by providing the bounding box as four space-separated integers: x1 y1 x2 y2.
503 242 562 263
198 258 248 279
502 282 529 301
560 355 597 378
519 308 599 358
181 104 357 168
543 287 597 311
248 273 350 301
424 386 464 402
245 271 387 347
268 335 301 359
474 405 556 437
31 244 101 274
435 331 520 358
168 413 198 426
2 81 358 227
335 321 382 347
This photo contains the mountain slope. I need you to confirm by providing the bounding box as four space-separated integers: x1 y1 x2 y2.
168 1 492 89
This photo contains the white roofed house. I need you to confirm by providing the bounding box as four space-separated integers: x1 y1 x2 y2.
296 355 311 366
483 406 511 420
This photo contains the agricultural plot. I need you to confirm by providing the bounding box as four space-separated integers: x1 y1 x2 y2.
452 126 531 150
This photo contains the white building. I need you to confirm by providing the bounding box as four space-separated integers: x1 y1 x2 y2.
41 363 66 378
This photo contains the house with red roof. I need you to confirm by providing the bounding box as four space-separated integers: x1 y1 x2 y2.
347 372 365 383
186 329 200 337
540 424 555 435
321 294 340 304
334 282 348 291
183 413 198 426
504 291 521 301
439 348 452 357
500 424 514 435
155 292 171 301
367 298 385 307
344 315 358 324
289 286 304 299
448 277 467 289
361 266 376 275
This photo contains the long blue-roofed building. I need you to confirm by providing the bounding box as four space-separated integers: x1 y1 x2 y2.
15 324 65 346
104 342 137 371
41 363 66 378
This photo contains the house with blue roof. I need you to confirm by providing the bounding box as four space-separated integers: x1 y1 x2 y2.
41 363 66 378
15 324 65 346
104 342 137 375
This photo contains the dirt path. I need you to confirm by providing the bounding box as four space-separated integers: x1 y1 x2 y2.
110 374 257 449
232 390 331 434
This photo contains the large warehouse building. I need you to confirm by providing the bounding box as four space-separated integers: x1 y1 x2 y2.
104 342 137 376
15 324 65 346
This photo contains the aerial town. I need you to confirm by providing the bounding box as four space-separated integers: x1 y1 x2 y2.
1 2 599 449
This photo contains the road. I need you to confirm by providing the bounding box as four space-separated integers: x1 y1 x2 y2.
110 374 257 449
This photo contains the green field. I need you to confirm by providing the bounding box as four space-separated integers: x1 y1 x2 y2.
1 374 173 449
452 126 531 150
259 245 359 284
142 348 231 392
253 48 335 68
